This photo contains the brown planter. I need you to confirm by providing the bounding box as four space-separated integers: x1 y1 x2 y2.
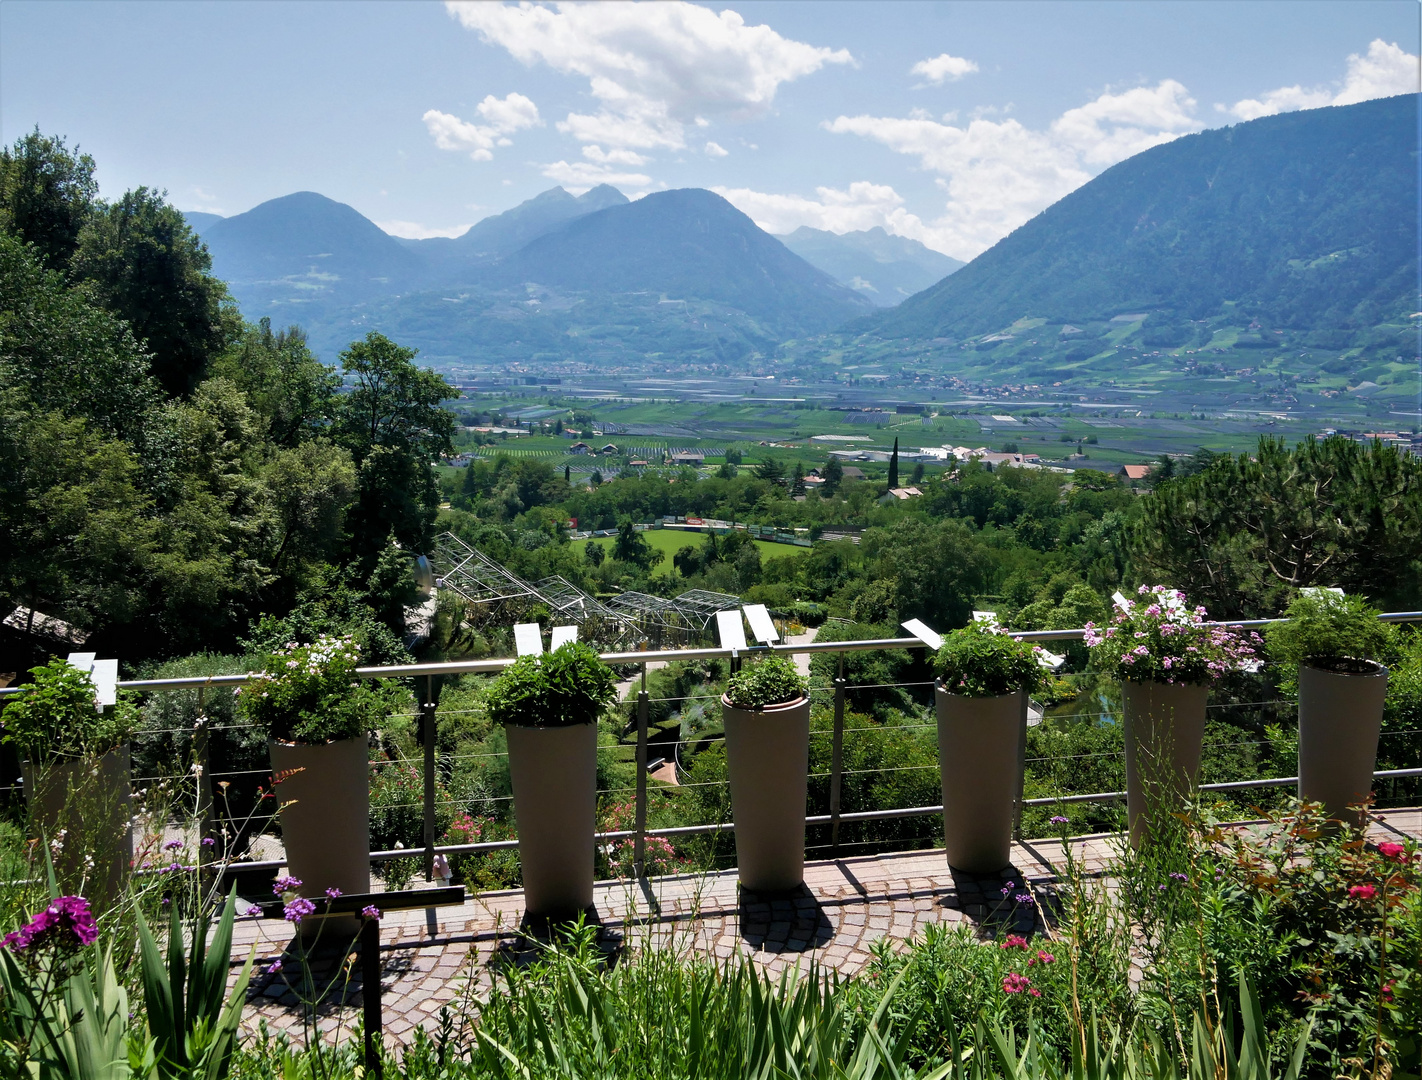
1121 681 1208 848
269 736 370 933
935 687 1023 872
506 722 597 918
721 695 811 892
23 746 132 904
1298 661 1388 827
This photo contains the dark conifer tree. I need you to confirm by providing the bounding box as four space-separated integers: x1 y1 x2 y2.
887 437 899 489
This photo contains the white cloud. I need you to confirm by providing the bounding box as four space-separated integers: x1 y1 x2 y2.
1226 39 1418 120
582 144 650 166
376 220 473 239
825 79 1203 257
911 53 978 84
444 0 851 155
704 140 729 157
423 92 542 160
713 181 957 249
541 159 652 193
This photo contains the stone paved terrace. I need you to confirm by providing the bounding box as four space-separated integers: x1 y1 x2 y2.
228 807 1422 1049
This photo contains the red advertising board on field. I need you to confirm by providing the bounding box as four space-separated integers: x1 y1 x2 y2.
686 517 705 525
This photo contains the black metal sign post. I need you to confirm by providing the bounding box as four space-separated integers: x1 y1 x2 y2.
257 886 466 1078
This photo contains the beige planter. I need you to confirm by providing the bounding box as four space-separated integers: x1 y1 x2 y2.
1121 681 1208 848
23 746 132 904
1298 662 1388 828
269 736 370 933
506 722 597 918
721 696 811 892
935 687 1023 872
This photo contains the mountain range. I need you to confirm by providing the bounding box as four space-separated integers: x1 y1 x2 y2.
186 94 1417 383
185 185 956 365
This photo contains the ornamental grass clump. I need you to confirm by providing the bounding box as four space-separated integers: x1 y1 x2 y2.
1266 590 1394 674
0 660 137 765
237 635 389 744
933 620 1048 697
723 654 808 711
1085 585 1258 684
485 641 617 727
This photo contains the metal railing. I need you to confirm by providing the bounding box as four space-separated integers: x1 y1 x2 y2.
4 612 1420 881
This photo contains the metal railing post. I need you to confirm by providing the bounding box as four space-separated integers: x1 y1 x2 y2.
830 654 846 856
194 685 214 867
634 665 649 876
1013 693 1029 841
421 674 437 881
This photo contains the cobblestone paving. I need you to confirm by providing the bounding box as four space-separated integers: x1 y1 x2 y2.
228 807 1421 1049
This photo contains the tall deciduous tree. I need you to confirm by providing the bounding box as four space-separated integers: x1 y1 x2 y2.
0 129 97 271
210 318 339 447
72 187 234 397
334 332 454 563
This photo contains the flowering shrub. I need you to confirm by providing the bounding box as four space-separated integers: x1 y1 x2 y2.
369 760 453 851
600 800 683 878
441 812 521 891
236 635 389 743
1085 586 1259 684
933 619 1048 698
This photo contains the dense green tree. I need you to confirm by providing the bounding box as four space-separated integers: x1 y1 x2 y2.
0 129 97 270
72 187 235 397
1135 436 1422 616
863 518 987 629
209 318 339 446
753 457 785 483
612 519 662 570
822 457 844 495
334 332 454 562
0 234 158 442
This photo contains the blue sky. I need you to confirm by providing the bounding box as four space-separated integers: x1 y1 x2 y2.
2 1 1417 259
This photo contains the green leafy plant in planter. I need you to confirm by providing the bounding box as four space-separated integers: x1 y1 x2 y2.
0 659 138 765
723 655 808 711
1266 591 1394 674
235 635 389 743
485 642 618 727
933 621 1048 697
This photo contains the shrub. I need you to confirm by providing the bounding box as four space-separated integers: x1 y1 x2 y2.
933 620 1047 697
484 642 617 728
368 761 453 852
0 659 138 765
1086 585 1259 684
441 812 520 892
236 635 390 744
723 655 807 711
1266 590 1393 673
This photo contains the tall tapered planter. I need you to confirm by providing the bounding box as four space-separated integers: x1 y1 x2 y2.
507 722 597 918
23 746 133 903
1298 662 1388 827
721 696 811 891
935 687 1023 872
270 735 370 931
1121 681 1208 848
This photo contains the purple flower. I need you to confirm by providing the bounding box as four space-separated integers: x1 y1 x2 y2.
325 887 342 900
164 839 183 851
361 905 382 921
283 897 316 924
267 959 283 975
272 876 303 896
1049 815 1069 825
3 896 99 952
244 903 264 918
200 837 215 848
1015 893 1035 905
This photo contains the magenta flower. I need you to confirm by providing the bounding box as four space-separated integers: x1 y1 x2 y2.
1348 884 1377 901
1002 972 1033 994
361 905 382 920
1377 842 1408 862
2 896 99 952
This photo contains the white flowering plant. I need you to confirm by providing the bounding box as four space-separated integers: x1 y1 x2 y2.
236 635 388 743
1085 586 1260 685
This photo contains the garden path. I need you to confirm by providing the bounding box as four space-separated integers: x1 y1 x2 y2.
227 807 1422 1051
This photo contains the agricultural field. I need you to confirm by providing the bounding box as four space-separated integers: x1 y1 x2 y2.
571 530 812 578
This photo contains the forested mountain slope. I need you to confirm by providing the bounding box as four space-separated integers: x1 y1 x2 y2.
874 94 1418 339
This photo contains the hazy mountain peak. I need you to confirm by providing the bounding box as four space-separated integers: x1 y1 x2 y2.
778 225 964 306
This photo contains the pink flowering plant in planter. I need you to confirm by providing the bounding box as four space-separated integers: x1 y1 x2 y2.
1085 585 1259 684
